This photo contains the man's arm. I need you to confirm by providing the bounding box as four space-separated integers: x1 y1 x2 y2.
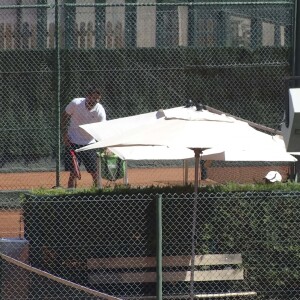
61 111 71 146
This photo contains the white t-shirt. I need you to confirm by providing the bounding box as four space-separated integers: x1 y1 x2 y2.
65 97 106 145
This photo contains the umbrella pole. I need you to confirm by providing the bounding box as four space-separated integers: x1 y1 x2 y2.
183 159 189 185
190 149 202 298
194 149 201 193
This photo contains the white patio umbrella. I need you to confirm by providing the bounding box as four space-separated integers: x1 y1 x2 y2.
78 106 296 193
106 146 195 160
78 107 242 192
78 106 298 296
77 109 164 142
78 133 296 162
201 135 297 162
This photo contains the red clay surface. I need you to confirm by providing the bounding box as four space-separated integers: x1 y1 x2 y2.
0 164 291 239
0 165 291 190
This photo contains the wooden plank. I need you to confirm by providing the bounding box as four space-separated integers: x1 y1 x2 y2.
88 269 244 284
171 269 244 282
123 291 257 300
87 21 94 48
196 291 257 298
87 256 155 269
0 23 4 49
79 22 86 48
31 24 37 49
21 22 31 49
87 254 242 269
48 23 55 48
6 24 13 49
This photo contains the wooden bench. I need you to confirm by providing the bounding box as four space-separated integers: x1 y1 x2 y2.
86 254 257 298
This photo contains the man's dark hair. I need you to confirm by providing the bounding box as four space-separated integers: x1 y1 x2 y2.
86 85 101 96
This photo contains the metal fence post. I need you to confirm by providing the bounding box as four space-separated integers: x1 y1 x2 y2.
55 0 61 188
156 194 162 300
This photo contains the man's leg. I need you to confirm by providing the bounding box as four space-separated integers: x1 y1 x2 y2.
68 172 77 188
91 172 98 187
65 144 78 188
81 148 99 187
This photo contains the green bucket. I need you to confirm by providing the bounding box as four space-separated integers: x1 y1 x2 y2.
99 152 126 181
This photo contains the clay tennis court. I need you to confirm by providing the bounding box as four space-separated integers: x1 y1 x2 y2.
0 163 291 190
0 164 291 239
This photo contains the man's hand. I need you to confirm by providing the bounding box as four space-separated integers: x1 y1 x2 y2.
63 132 71 147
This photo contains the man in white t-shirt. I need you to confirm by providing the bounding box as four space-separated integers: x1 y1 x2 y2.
62 86 106 188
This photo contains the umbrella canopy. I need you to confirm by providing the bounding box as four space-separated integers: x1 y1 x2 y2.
78 106 297 192
80 107 246 150
79 109 163 142
77 136 296 162
201 135 297 162
202 147 296 162
107 146 195 160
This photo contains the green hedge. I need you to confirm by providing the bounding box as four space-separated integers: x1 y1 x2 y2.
21 187 300 298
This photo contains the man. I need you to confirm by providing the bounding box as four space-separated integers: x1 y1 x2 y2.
62 86 106 188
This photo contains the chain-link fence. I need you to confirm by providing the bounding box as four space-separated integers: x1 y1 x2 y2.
1 191 300 299
0 0 297 191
